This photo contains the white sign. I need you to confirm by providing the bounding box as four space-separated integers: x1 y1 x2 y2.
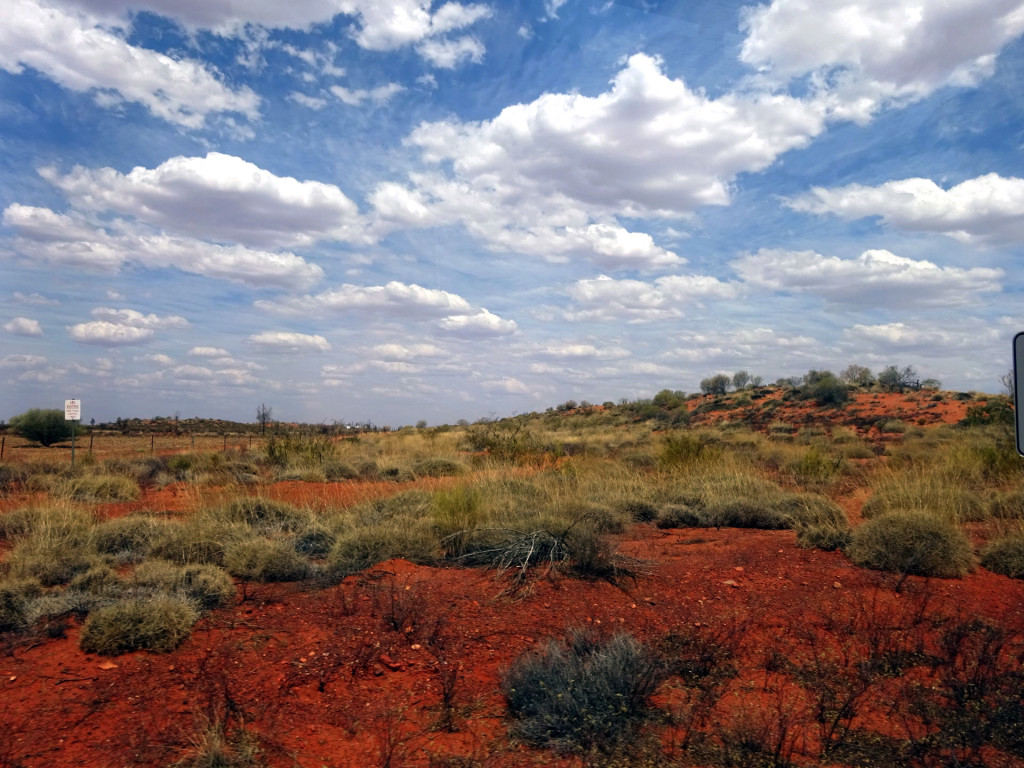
65 399 81 421
1015 333 1024 456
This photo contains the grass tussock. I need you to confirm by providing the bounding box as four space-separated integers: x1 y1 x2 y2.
980 534 1024 579
502 629 667 754
59 474 141 502
224 538 312 582
134 560 236 609
847 511 975 578
79 595 198 654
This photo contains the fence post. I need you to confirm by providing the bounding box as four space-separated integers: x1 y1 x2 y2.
223 433 228 451
89 432 94 454
151 434 154 454
1 435 4 460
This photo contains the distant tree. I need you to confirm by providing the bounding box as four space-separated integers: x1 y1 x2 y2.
803 369 836 387
257 403 272 435
416 419 428 429
700 374 730 396
1000 369 1015 398
732 370 751 390
804 372 849 406
878 365 918 393
840 364 875 387
9 408 78 447
652 389 684 407
920 378 942 390
749 375 764 387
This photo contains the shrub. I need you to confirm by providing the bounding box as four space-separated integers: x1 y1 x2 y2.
414 458 466 478
224 538 311 582
9 408 78 447
7 533 97 587
700 375 731 396
980 536 1024 579
134 560 235 610
149 518 246 566
502 630 667 753
216 497 306 532
326 522 440 579
293 523 335 557
68 564 125 596
0 579 43 632
60 474 140 502
847 512 975 578
94 515 166 562
990 491 1024 519
659 434 711 469
79 596 198 654
795 522 853 551
433 485 482 558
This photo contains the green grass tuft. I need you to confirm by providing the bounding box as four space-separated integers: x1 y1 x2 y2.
79 596 199 654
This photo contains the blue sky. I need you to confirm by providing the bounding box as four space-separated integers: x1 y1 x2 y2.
1 0 1023 427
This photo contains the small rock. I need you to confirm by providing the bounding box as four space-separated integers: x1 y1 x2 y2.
371 665 385 677
722 580 740 588
733 566 744 573
98 661 118 671
833 581 842 589
410 644 423 651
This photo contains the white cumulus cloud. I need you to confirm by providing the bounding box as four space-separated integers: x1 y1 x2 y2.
786 173 1024 245
3 317 42 336
68 307 188 346
732 248 1003 307
566 273 741 322
248 331 332 353
39 153 366 249
1 0 259 128
740 0 1024 121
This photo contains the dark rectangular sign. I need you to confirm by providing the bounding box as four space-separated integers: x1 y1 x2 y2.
1016 333 1024 456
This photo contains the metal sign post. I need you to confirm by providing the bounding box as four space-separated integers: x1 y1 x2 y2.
65 399 81 468
1015 334 1024 456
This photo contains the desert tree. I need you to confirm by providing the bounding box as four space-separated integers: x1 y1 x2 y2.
840 364 875 387
700 374 730 396
732 370 751 390
999 369 1015 398
877 365 918 393
256 403 272 435
9 408 78 447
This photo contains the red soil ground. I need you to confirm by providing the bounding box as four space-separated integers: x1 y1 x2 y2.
1 392 1020 768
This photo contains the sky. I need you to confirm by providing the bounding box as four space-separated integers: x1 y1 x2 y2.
1 0 1023 427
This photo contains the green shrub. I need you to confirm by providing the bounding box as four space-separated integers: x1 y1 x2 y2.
215 497 306 532
149 518 246 566
326 522 440 579
980 536 1024 579
796 522 853 552
990 491 1024 519
9 408 79 446
322 460 358 480
847 512 975 578
659 434 711 469
0 579 43 632
60 474 140 502
79 596 198 654
433 485 482 558
293 523 335 557
134 560 235 610
655 504 707 528
7 534 98 587
224 538 311 582
414 458 466 478
618 500 660 523
94 515 165 562
68 564 125 596
502 630 667 753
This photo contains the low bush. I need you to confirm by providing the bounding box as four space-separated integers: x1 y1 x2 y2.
93 515 166 562
134 560 235 610
980 535 1024 579
990 490 1024 519
293 523 335 557
215 497 306 532
68 564 125 596
796 521 853 552
502 629 667 754
0 578 43 632
432 485 482 558
326 521 440 579
7 534 98 587
60 474 140 502
224 538 311 582
414 458 466 478
79 596 198 654
149 518 247 566
847 511 975 578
